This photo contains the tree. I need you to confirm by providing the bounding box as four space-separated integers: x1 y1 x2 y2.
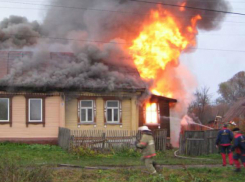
188 86 213 124
218 71 245 104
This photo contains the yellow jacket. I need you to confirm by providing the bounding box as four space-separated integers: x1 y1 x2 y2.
137 132 156 158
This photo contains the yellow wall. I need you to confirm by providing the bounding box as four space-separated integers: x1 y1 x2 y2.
65 97 139 131
0 95 64 138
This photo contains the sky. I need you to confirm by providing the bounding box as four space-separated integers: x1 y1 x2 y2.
0 0 244 101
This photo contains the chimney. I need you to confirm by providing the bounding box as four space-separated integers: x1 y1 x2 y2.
0 52 9 80
0 51 33 80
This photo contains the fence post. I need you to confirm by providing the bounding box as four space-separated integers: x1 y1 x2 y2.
102 132 106 151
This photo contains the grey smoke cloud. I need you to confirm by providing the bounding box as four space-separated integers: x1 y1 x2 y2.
0 16 41 49
0 44 146 91
42 0 230 40
0 0 230 92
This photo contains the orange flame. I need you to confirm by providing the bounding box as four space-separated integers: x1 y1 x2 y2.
129 9 201 125
145 103 158 124
180 2 186 12
130 9 201 97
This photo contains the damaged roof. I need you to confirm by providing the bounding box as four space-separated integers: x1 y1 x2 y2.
222 97 245 123
0 51 146 92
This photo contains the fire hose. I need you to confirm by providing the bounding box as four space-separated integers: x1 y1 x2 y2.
174 150 212 160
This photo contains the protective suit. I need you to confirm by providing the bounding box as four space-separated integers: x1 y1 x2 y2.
137 126 157 174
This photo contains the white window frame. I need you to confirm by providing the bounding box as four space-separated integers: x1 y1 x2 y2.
106 100 120 123
29 98 43 122
0 98 9 122
80 100 94 123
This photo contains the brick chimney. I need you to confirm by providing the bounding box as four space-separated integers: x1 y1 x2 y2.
0 51 33 80
0 52 9 80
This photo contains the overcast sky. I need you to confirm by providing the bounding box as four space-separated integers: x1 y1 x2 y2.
0 0 244 101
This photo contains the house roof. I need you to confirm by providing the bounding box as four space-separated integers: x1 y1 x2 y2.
150 94 177 103
0 51 146 92
222 97 245 123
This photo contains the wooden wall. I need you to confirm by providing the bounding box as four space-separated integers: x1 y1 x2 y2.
159 101 170 137
65 97 139 131
138 100 171 136
0 95 64 140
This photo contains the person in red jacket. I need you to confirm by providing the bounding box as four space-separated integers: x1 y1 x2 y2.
231 128 245 172
216 124 234 166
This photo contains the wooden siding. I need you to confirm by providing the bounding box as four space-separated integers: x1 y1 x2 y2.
159 100 170 137
65 97 139 131
0 95 63 138
138 100 170 135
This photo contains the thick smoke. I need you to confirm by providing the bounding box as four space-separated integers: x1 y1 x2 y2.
42 0 230 40
0 16 41 49
0 43 145 91
0 0 230 92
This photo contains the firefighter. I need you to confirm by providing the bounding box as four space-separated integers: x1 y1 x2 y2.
216 123 234 166
136 126 157 174
231 128 245 172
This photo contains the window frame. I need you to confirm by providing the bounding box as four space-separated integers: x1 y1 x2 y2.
0 95 12 127
106 100 120 123
80 100 94 123
77 97 97 125
103 98 122 125
143 102 160 126
0 98 10 122
28 98 43 122
25 96 45 127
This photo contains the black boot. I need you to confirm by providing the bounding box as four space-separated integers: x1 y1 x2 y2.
153 161 159 172
153 161 157 168
234 168 241 172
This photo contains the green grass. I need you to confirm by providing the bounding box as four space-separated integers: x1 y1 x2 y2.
52 167 245 182
0 142 222 166
1 142 244 182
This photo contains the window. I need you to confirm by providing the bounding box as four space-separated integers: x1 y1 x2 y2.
144 102 160 125
0 98 9 122
145 103 159 125
29 99 42 122
106 101 120 123
80 100 94 123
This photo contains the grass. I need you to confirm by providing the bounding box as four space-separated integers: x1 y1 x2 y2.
0 155 53 182
0 142 222 167
51 167 245 182
1 142 244 182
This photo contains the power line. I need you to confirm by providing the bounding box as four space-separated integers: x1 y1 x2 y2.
1 5 245 28
2 0 245 5
3 33 245 53
129 0 245 16
0 1 135 14
0 0 245 18
1 4 245 25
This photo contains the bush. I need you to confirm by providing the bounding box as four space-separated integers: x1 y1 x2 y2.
113 146 141 158
0 155 53 182
72 146 99 157
72 145 141 158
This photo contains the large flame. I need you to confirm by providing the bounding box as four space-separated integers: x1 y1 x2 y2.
145 103 158 125
129 8 201 124
130 9 201 96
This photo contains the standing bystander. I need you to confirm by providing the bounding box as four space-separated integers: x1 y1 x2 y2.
216 124 234 166
231 127 245 172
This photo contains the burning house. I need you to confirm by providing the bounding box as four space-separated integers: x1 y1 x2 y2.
0 51 176 144
0 0 229 146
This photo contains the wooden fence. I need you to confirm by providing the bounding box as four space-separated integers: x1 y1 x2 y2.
179 129 219 156
58 127 167 151
58 127 71 151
